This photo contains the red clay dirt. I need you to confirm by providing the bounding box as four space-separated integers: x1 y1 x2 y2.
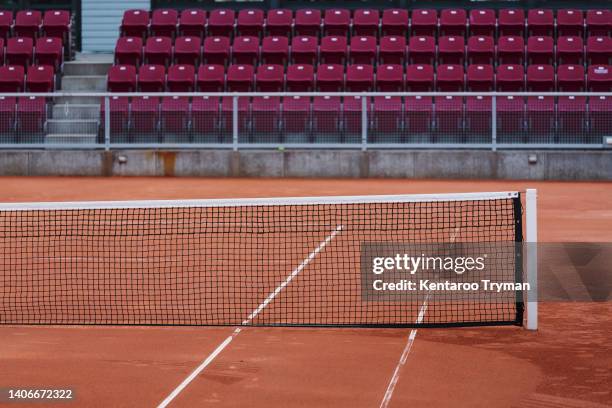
0 178 610 408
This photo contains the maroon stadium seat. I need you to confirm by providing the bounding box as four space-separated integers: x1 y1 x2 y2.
346 64 374 92
527 9 554 36
237 9 264 37
36 37 63 71
131 96 160 136
526 96 555 141
114 37 143 66
191 96 219 138
256 64 284 92
0 11 12 40
251 96 281 136
381 9 408 36
379 36 406 65
227 64 254 92
324 9 350 36
557 64 585 92
17 96 46 136
586 36 612 65
342 95 368 136
261 36 289 65
557 36 584 66
167 64 195 92
376 64 404 92
498 36 525 65
283 96 311 135
526 64 555 92
497 64 525 91
408 36 435 65
221 96 249 134
467 36 494 65
15 10 41 39
316 64 344 92
26 65 54 92
435 96 463 137
121 10 149 38
405 96 433 136
467 64 494 91
295 9 321 37
499 9 525 37
411 9 437 36
320 36 348 65
557 96 587 140
313 96 341 134
173 36 200 66
350 36 376 65
469 9 496 37
0 66 24 92
232 36 259 66
267 9 292 37
590 96 612 135
372 96 402 136
42 10 71 44
203 36 230 65
527 36 554 65
145 36 172 66
138 64 165 92
207 9 235 37
286 64 314 92
179 9 206 38
353 9 379 37
0 96 16 134
557 10 584 37
438 36 465 65
161 96 189 134
497 96 525 139
291 36 318 65
587 65 611 92
465 96 492 137
107 65 137 92
100 96 129 136
586 10 611 37
436 64 464 92
197 64 225 92
405 64 434 92
151 9 178 38
440 9 467 37
7 37 34 67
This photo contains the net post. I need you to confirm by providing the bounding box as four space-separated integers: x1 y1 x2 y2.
361 96 368 151
491 95 497 152
104 96 110 151
526 188 538 330
232 95 238 151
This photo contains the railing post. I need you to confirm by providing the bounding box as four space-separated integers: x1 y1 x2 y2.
232 95 238 151
361 95 368 151
104 96 110 151
491 94 497 152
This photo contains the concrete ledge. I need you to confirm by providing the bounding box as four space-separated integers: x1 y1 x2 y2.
0 150 610 180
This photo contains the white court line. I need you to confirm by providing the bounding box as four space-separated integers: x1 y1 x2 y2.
379 227 460 408
157 225 344 408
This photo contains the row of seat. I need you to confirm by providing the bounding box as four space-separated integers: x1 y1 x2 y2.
0 96 47 134
0 10 71 44
107 63 611 93
0 37 63 70
99 95 611 140
0 65 56 92
120 8 611 39
114 34 612 68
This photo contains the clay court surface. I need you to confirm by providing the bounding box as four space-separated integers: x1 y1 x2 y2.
0 177 610 408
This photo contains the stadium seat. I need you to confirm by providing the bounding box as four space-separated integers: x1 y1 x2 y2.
237 9 264 37
342 95 368 138
499 9 525 37
435 96 464 139
137 64 165 92
151 9 178 38
467 36 494 65
114 37 143 66
587 65 611 92
526 96 555 142
0 96 16 135
197 64 225 92
497 64 525 91
167 64 195 92
35 37 63 71
411 9 437 36
26 65 54 92
324 9 350 36
408 36 435 65
42 10 71 45
381 9 408 36
313 96 341 136
586 37 612 65
436 64 464 91
438 36 465 66
465 96 492 138
256 64 284 92
469 9 496 37
251 96 281 139
14 10 41 39
498 36 525 65
527 36 554 65
346 64 374 92
379 36 406 65
179 9 206 38
267 9 292 37
557 64 585 92
286 64 314 92
291 36 318 65
220 96 249 135
17 96 46 136
203 36 231 66
405 96 433 137
0 66 24 92
99 96 129 138
586 10 611 37
557 36 584 66
526 64 555 92
261 36 289 65
372 96 403 138
295 9 321 37
353 9 379 37
376 64 404 92
7 37 34 67
173 36 200 66
0 38 4 64
527 9 554 36
161 96 189 135
497 96 525 141
283 96 311 138
232 36 259 66
316 64 344 92
557 10 584 37
145 37 172 67
121 10 149 38
131 96 160 137
405 64 434 92
107 65 137 92
0 11 12 40
320 36 348 65
440 9 467 37
557 96 587 141
227 64 254 92
466 64 494 91
207 9 235 38
590 96 612 136
350 36 377 65
191 96 220 138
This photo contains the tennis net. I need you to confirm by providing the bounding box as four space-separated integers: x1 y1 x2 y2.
0 192 526 327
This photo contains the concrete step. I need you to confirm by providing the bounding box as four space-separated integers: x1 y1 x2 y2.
60 75 107 92
52 104 100 120
47 119 99 134
64 53 113 76
45 134 98 145
75 52 114 62
55 95 102 105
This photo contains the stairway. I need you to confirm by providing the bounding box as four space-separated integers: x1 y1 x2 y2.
46 53 112 144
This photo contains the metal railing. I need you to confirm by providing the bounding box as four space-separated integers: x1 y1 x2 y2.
0 91 611 150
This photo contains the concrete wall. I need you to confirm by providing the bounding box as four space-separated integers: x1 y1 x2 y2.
0 150 610 180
